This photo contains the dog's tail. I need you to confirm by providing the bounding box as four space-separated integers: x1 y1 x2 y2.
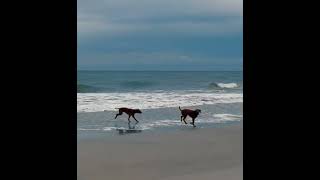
179 106 182 111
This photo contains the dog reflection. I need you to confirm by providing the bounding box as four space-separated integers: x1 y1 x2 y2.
117 121 142 135
128 121 138 129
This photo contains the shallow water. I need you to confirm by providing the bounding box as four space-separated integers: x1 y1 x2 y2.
77 71 243 139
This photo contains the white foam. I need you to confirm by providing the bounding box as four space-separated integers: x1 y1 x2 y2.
78 128 101 131
102 127 118 131
212 114 242 121
217 83 238 88
137 114 242 130
77 91 243 112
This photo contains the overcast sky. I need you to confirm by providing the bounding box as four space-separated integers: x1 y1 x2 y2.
78 0 243 71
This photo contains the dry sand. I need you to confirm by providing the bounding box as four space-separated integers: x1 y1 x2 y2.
77 122 242 180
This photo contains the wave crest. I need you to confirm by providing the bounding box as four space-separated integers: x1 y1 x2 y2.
77 84 99 93
77 91 243 112
209 82 238 89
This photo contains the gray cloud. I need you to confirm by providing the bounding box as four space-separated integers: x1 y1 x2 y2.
78 0 242 37
78 0 243 70
78 0 242 17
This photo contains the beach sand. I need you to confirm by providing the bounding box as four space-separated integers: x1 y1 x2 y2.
77 122 242 180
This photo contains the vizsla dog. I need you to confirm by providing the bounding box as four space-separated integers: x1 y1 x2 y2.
114 107 142 123
179 106 201 127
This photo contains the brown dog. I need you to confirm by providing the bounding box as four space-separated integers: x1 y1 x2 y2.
179 106 201 127
115 107 142 123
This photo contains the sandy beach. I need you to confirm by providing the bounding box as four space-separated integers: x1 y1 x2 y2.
77 122 243 180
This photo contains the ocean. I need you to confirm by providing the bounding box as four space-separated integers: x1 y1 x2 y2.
77 71 243 139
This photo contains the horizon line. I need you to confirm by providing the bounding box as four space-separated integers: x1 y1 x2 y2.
77 69 243 72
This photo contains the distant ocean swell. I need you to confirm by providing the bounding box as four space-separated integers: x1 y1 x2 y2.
77 82 240 93
77 81 155 93
77 84 100 93
77 91 243 112
120 80 156 88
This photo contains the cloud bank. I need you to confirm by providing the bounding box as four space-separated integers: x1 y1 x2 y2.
78 0 243 71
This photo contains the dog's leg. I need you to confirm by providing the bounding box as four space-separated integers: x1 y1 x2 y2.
180 116 184 122
115 111 122 119
127 115 131 123
182 116 188 124
132 115 139 123
114 112 122 119
191 118 196 127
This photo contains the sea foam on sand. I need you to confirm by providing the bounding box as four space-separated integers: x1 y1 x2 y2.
77 91 243 112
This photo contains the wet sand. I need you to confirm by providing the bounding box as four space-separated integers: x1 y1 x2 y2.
77 122 242 180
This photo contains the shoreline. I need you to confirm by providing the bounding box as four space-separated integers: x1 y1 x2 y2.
77 121 243 180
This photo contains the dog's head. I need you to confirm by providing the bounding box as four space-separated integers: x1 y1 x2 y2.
135 109 142 113
195 109 201 114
